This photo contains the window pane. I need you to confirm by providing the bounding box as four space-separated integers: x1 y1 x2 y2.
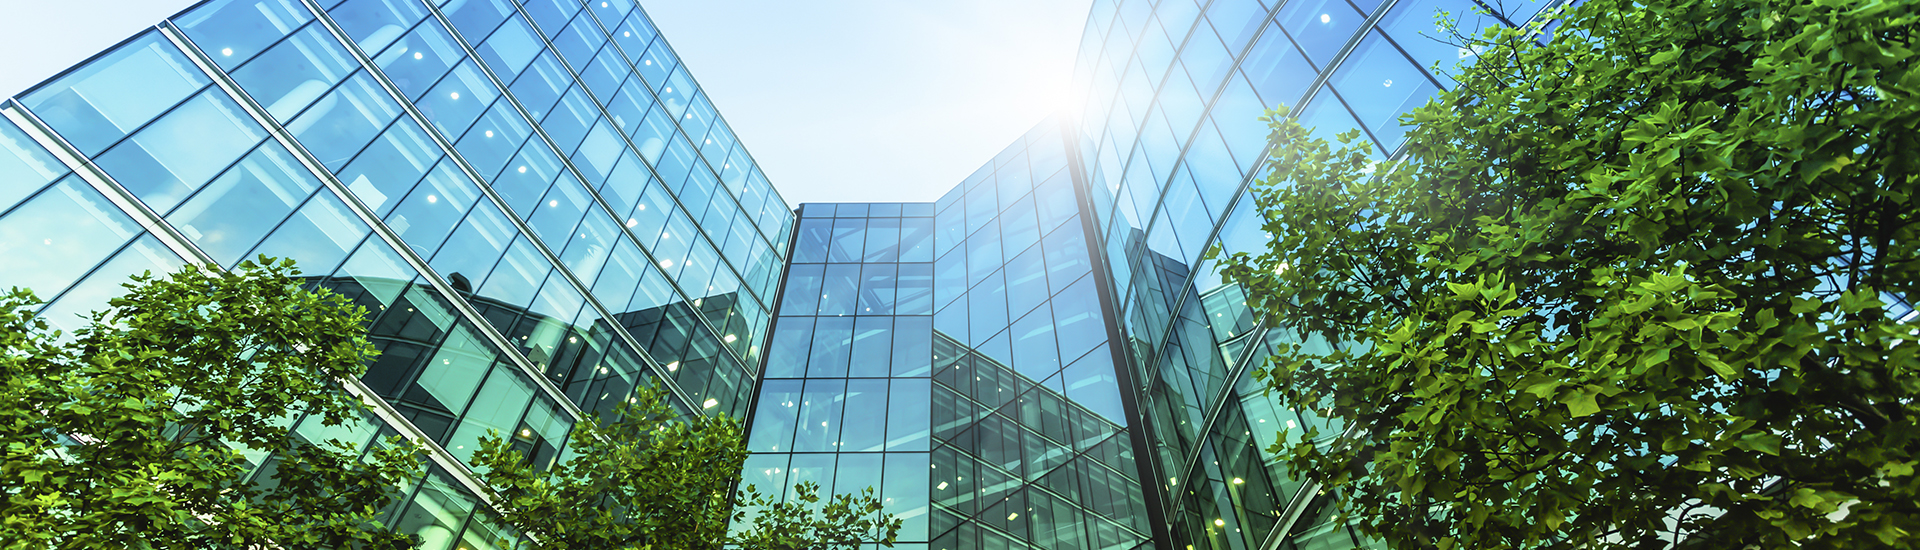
886 379 931 451
899 217 933 262
440 0 516 46
1327 32 1440 152
385 159 482 257
427 201 516 292
1276 0 1364 69
247 191 369 274
443 360 534 464
472 14 540 78
741 450 790 494
328 0 429 54
94 90 267 215
1051 275 1107 362
232 25 357 122
857 263 896 316
882 453 931 539
747 379 803 452
832 453 882 497
792 378 846 452
0 120 68 215
841 379 887 452
849 316 891 378
890 316 933 377
175 0 315 69
1042 224 1093 296
456 101 533 177
785 453 836 502
287 73 403 170
1011 307 1060 380
415 61 499 137
1063 345 1127 426
1006 246 1049 318
792 217 831 263
336 118 441 216
863 217 900 263
763 316 812 378
778 263 823 315
0 177 141 298
829 217 865 263
895 263 933 316
819 264 860 316
807 317 852 378
168 143 324 265
24 32 209 155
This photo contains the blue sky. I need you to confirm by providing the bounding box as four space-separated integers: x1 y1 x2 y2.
0 0 1093 207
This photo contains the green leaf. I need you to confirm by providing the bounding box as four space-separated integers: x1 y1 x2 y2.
1788 488 1824 509
1880 461 1915 478
1561 385 1602 418
1739 433 1784 456
1524 378 1562 399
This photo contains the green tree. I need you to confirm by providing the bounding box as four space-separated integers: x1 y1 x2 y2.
1211 0 1920 547
0 258 422 549
474 383 899 549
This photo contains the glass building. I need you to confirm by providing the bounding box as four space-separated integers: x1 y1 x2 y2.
2 0 790 547
0 0 1570 548
744 122 1154 548
1065 0 1565 547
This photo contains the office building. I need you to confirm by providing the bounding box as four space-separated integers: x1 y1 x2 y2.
0 0 1566 547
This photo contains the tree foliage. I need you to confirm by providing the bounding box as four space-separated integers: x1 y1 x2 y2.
0 257 421 549
474 383 899 549
1212 0 1920 547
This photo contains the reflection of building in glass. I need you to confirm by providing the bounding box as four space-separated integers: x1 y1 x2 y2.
1067 0 1572 546
929 331 1154 548
744 128 1156 546
3 0 1577 547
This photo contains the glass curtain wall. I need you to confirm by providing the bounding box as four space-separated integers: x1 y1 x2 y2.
0 0 795 547
1062 0 1563 547
745 122 1156 550
743 200 938 547
925 122 1155 550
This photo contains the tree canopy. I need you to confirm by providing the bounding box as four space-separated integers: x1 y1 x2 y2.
474 383 900 550
1212 0 1920 547
0 254 897 549
0 258 421 549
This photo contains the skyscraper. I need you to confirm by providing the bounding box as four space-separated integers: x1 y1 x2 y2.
0 0 1564 548
3 0 788 546
1065 0 1562 546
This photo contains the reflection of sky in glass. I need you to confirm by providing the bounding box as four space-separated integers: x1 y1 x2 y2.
744 120 1153 546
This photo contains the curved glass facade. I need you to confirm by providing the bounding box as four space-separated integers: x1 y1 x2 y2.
1065 0 1562 546
3 0 791 546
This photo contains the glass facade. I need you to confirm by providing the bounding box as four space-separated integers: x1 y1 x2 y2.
746 122 1155 549
1065 0 1563 547
3 0 1573 547
2 0 790 547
